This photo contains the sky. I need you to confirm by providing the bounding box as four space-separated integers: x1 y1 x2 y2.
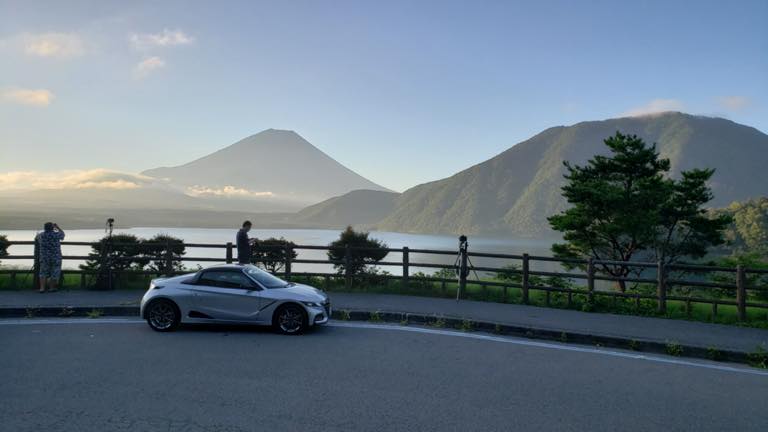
1 0 766 193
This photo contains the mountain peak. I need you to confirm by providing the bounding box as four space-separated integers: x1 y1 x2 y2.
141 130 390 204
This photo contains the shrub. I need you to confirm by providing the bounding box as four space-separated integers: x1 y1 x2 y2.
250 237 297 273
327 226 388 275
141 234 186 273
0 234 9 265
80 234 146 273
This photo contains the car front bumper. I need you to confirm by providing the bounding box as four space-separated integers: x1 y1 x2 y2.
306 302 331 326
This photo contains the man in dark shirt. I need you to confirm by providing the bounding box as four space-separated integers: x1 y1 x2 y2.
236 220 253 264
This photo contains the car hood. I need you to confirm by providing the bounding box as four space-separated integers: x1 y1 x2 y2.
279 283 328 302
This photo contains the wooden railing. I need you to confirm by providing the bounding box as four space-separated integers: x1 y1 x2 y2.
1 239 766 321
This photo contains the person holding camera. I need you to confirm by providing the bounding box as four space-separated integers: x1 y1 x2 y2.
35 222 65 293
236 220 256 264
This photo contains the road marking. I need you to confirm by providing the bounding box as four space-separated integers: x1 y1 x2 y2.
2 317 766 376
328 322 768 377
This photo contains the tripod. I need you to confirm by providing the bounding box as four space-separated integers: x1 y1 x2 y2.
454 235 480 301
91 218 115 290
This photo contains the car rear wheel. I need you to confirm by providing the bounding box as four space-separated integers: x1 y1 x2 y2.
146 299 180 332
273 304 307 335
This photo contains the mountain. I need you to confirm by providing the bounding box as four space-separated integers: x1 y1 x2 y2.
289 189 399 228
142 129 390 205
371 112 768 236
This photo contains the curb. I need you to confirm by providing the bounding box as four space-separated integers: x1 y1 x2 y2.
0 306 753 365
331 310 752 365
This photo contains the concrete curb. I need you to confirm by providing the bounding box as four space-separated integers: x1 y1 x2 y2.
331 309 752 365
0 305 754 365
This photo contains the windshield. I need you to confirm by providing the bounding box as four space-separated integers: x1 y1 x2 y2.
243 266 290 289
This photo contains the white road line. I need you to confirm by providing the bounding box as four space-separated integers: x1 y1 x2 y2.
2 317 766 376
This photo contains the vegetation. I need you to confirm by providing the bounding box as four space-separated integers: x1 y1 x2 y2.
80 234 147 272
0 235 9 265
665 341 683 357
141 234 186 273
747 346 768 369
715 198 768 258
80 233 187 275
548 132 730 291
249 237 297 273
327 226 388 275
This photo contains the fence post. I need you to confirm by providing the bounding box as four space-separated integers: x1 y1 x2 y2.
402 247 409 290
284 243 292 279
225 242 233 264
33 237 40 291
587 258 595 304
164 239 173 277
736 265 746 321
344 244 352 289
521 253 530 304
657 260 666 314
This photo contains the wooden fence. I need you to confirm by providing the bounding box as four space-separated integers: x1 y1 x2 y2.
1 239 767 321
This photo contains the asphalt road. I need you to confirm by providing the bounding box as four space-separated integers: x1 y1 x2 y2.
1 319 766 432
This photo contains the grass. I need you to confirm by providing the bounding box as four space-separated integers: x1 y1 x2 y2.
0 269 160 291
665 341 683 357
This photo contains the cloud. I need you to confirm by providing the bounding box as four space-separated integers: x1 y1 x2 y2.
1 88 55 106
718 96 750 111
186 185 275 199
621 99 685 117
133 56 165 79
130 29 194 49
0 169 160 191
0 32 85 58
22 32 85 58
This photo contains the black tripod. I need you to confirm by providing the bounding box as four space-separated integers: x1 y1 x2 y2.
454 235 480 301
91 218 115 290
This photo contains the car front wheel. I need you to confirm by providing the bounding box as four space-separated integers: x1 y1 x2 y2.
146 299 180 332
274 304 307 335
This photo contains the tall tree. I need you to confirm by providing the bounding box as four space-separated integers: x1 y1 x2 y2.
548 132 730 291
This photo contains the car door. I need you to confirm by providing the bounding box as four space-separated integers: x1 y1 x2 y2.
190 269 263 322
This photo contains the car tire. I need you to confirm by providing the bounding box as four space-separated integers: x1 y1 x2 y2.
146 299 181 332
273 303 307 335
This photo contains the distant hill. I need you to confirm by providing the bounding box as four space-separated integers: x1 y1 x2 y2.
289 189 399 228
142 129 391 205
364 112 767 236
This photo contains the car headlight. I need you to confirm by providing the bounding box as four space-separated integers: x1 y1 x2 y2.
301 301 322 308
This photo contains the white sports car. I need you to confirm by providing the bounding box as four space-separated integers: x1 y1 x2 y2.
140 264 331 334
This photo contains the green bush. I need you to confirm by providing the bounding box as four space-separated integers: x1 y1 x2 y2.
250 237 297 273
327 226 388 275
141 234 186 273
80 234 146 272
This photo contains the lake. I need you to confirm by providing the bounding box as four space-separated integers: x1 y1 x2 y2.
0 227 557 276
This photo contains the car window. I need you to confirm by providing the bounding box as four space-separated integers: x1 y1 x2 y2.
198 270 253 289
243 266 289 289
